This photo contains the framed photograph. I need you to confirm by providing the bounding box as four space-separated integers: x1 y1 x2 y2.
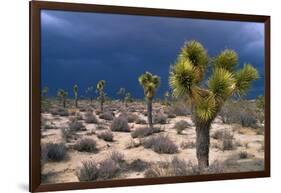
30 1 270 192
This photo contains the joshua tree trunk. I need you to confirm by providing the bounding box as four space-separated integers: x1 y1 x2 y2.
147 98 153 128
63 99 66 108
100 101 104 112
195 120 212 169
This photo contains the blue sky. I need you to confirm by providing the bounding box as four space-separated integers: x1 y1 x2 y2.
41 10 265 99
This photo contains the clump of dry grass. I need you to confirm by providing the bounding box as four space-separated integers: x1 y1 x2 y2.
76 160 99 181
143 135 178 154
180 140 196 149
84 111 98 123
153 113 167 124
68 118 86 131
41 143 67 162
74 138 98 152
173 120 190 134
110 116 130 132
97 130 114 142
76 151 125 181
99 111 114 120
131 127 154 138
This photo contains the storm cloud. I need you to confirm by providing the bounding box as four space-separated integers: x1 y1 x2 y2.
41 10 265 99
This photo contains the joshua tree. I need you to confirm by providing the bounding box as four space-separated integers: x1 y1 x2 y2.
73 84 78 108
96 80 106 111
169 40 258 169
117 88 126 104
86 86 95 104
124 92 133 107
57 89 68 108
139 72 160 128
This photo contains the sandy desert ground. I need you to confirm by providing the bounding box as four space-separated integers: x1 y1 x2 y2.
41 99 264 184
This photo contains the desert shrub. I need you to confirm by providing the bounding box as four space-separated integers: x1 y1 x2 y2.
145 157 188 177
76 160 99 181
211 130 225 140
167 102 191 116
84 111 98 123
143 135 178 154
129 159 148 172
119 113 138 123
109 151 124 165
42 143 67 162
128 107 136 112
131 127 154 138
96 124 108 130
153 113 167 124
97 130 114 142
144 161 170 178
204 160 224 174
135 117 147 125
173 120 190 134
239 151 249 159
222 131 235 150
98 159 119 180
50 108 69 116
99 111 114 120
61 128 76 142
74 138 97 152
125 138 141 149
219 100 258 128
240 109 257 128
42 121 57 130
69 119 85 131
75 112 83 120
180 140 196 149
110 116 130 132
167 113 176 118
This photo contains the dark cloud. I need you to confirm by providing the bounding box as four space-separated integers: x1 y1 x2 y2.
41 10 264 99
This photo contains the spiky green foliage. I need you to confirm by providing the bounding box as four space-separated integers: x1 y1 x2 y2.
234 64 259 96
73 84 78 108
169 59 200 98
139 72 160 128
212 49 238 72
139 72 160 99
96 80 106 111
57 89 68 108
169 40 258 168
170 41 258 123
208 68 235 102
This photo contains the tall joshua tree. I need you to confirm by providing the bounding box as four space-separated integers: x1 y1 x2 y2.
169 40 258 169
139 72 160 128
96 80 106 112
117 88 126 104
57 89 68 108
73 84 78 108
